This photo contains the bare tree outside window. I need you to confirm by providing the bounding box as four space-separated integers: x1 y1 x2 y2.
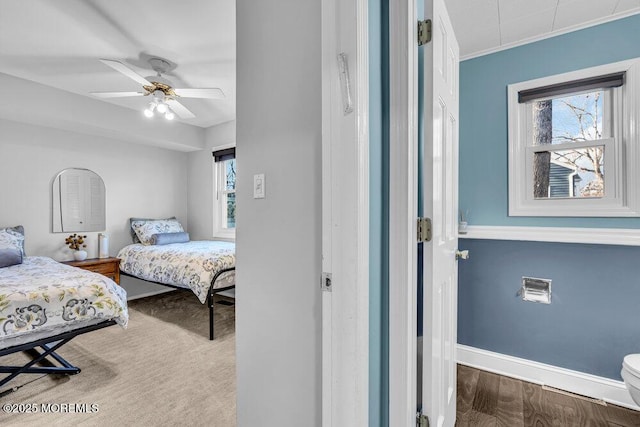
533 91 605 198
225 159 236 228
533 100 552 198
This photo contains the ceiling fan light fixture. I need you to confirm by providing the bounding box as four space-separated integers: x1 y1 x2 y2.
156 102 169 114
97 58 207 122
143 101 156 118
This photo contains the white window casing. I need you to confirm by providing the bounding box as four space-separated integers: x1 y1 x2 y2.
212 147 236 239
508 57 640 217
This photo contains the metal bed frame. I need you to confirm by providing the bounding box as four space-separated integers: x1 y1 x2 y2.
0 319 117 395
121 266 235 340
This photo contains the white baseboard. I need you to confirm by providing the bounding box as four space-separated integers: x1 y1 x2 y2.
457 344 640 411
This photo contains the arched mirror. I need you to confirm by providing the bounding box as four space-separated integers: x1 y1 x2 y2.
52 168 106 232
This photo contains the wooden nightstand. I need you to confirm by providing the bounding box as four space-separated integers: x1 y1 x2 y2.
63 257 121 285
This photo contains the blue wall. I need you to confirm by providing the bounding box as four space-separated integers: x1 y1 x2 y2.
459 14 640 228
458 239 640 380
458 15 640 382
370 0 389 425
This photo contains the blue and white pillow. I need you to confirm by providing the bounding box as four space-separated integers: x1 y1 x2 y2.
0 225 25 268
150 232 190 245
131 219 185 245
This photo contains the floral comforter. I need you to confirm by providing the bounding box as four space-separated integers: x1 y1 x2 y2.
117 240 235 304
0 256 128 343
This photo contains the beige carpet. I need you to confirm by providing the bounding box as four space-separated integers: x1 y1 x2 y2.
0 291 236 426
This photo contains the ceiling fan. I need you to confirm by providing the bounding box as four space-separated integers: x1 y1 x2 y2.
91 56 224 120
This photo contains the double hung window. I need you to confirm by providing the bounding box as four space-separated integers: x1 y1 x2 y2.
507 59 640 217
213 147 236 238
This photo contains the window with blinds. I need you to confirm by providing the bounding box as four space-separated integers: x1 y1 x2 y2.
507 59 640 217
213 147 236 237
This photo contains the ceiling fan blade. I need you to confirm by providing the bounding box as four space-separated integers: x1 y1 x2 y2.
100 59 153 86
166 99 196 119
173 88 225 99
90 91 145 98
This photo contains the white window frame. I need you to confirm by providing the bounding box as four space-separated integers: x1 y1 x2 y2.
508 58 640 217
212 145 236 239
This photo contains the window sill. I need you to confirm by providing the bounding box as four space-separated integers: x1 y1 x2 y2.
508 202 640 217
212 230 235 242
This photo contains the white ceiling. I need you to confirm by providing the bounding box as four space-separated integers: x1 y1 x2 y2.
447 0 640 59
0 0 637 135
0 0 235 129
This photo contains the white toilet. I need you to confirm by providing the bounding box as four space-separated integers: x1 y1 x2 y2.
622 354 640 406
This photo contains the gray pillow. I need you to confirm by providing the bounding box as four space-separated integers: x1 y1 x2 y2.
151 232 190 245
129 217 176 243
0 225 24 255
0 247 22 268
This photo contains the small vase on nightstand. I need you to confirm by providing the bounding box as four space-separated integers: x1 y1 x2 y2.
73 250 88 261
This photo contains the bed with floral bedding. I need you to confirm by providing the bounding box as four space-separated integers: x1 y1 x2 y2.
0 255 128 393
117 241 235 303
0 256 128 349
118 217 235 340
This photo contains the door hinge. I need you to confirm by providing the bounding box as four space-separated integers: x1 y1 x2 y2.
417 19 432 46
321 272 332 292
417 217 432 242
416 413 430 427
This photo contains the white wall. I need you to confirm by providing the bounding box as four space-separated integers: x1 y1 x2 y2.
187 120 236 240
0 118 189 298
236 0 322 425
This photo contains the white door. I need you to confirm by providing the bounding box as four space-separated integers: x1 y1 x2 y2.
420 0 460 425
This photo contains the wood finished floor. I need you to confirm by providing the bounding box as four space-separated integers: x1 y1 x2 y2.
456 365 640 427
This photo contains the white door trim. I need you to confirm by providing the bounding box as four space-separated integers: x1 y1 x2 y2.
388 0 419 425
321 0 369 425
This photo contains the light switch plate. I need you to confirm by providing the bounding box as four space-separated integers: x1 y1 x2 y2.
253 174 265 199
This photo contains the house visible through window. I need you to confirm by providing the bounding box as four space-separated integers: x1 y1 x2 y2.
213 147 236 238
507 58 640 217
531 90 607 199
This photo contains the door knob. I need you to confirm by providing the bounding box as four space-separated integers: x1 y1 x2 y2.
455 249 469 260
